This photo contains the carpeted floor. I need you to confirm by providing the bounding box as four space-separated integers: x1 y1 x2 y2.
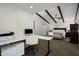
49 39 79 56
25 38 79 56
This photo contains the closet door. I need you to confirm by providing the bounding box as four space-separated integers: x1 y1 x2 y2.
34 20 47 35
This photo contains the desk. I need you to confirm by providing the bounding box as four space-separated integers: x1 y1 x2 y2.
0 39 25 56
37 35 53 56
25 35 53 56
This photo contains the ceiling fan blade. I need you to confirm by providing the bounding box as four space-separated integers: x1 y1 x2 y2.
58 17 62 19
54 17 62 20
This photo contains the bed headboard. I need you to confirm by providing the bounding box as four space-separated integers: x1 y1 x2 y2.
54 28 66 32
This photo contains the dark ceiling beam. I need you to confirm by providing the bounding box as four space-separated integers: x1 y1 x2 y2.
75 3 79 23
45 10 57 23
57 6 64 23
36 13 49 24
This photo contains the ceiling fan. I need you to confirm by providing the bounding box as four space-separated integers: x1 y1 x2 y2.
54 15 62 20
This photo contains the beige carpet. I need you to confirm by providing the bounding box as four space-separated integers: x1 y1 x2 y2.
49 39 79 56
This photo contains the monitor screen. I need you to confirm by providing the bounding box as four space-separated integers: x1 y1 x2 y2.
25 29 33 34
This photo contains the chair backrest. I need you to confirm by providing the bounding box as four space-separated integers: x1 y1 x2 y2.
26 35 38 45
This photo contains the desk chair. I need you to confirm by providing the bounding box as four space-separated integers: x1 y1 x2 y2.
25 35 38 55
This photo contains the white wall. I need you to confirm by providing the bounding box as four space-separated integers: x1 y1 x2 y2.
0 4 33 40
33 14 49 35
61 4 77 31
16 10 33 40
50 4 77 31
0 4 77 40
76 8 79 24
34 4 77 33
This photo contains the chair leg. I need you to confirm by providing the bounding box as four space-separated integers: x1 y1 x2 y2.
35 44 39 52
31 45 35 55
29 45 39 55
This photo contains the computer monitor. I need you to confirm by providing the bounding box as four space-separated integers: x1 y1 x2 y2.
25 29 33 34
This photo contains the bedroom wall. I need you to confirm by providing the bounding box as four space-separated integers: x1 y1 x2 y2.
76 8 79 24
33 13 49 35
48 4 77 32
0 4 33 40
34 4 77 33
0 3 77 40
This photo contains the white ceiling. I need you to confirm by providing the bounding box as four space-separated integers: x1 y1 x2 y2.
0 3 77 24
0 3 76 13
15 3 76 13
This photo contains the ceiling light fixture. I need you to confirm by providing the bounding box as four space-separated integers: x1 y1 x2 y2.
30 6 33 9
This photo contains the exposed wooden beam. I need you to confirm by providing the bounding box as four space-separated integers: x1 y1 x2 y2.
58 6 64 23
36 13 49 24
45 10 57 23
75 3 79 23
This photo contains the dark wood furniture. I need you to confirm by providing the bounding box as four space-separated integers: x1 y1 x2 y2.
54 28 66 32
66 32 70 37
70 24 79 44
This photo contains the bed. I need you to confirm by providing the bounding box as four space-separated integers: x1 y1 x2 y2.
53 28 66 39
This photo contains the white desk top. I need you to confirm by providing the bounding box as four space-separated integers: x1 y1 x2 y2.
25 35 53 45
36 35 53 40
0 39 25 46
26 35 53 40
0 35 53 46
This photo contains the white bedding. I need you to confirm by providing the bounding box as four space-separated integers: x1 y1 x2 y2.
53 30 66 38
